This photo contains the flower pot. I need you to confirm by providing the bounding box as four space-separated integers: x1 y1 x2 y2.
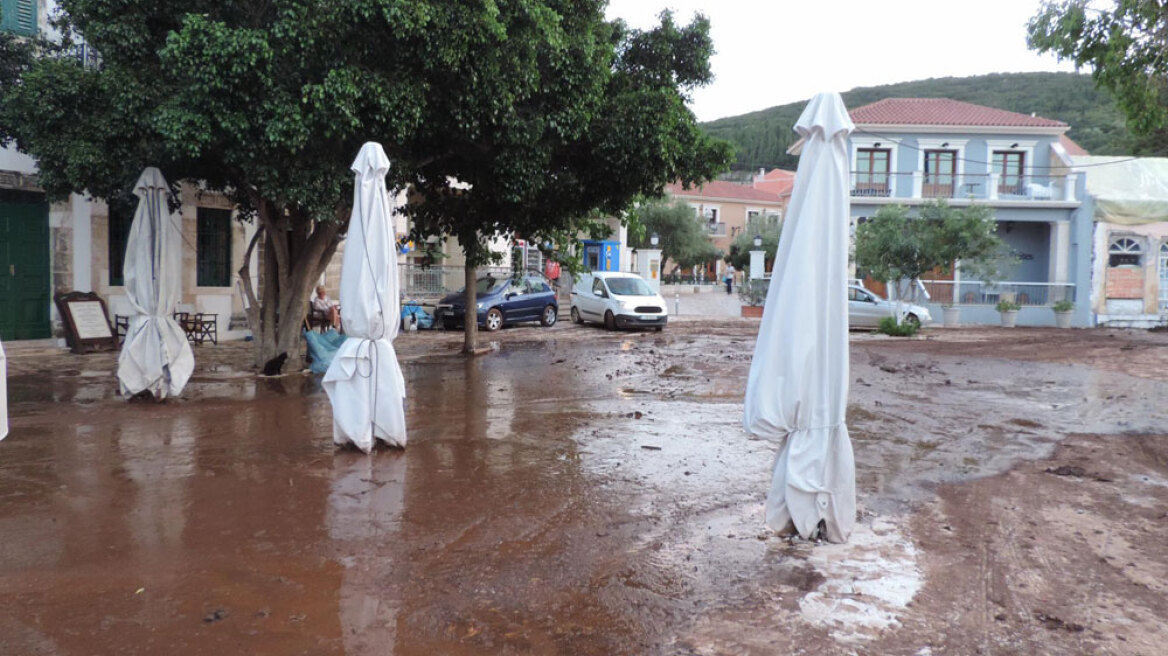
999 309 1018 328
942 307 960 327
741 305 764 318
1054 310 1073 329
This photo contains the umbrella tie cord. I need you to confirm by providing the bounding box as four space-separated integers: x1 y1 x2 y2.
354 337 385 439
790 422 844 433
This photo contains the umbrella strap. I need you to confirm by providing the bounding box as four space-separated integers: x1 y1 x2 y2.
354 338 385 438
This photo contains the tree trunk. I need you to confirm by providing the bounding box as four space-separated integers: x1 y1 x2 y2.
248 200 344 372
463 259 478 353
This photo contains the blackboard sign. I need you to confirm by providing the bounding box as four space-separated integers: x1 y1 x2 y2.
54 291 118 354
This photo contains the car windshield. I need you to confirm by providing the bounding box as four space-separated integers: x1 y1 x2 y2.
606 277 653 296
473 277 510 294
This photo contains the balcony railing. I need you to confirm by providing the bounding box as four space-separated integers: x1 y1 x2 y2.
918 280 1075 306
850 172 1079 203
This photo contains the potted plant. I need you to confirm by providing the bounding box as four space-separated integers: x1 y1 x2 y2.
996 299 1021 328
738 278 767 318
1052 300 1074 328
941 303 960 328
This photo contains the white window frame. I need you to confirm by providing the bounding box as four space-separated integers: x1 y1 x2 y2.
1108 235 1144 268
916 138 969 182
986 140 1037 180
851 136 897 179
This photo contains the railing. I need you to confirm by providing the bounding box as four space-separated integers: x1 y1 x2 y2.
918 280 1076 306
706 222 728 236
850 172 1079 203
398 264 514 297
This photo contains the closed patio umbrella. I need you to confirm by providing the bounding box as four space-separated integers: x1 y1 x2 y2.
743 92 856 543
116 167 194 399
323 142 407 452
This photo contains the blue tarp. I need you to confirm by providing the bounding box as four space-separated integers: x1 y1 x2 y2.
304 328 347 374
401 302 435 330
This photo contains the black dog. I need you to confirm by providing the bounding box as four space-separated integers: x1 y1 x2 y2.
262 352 289 376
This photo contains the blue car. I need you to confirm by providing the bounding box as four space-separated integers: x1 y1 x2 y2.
434 274 559 331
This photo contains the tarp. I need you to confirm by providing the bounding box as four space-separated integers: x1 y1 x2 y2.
116 168 194 399
1 339 7 440
323 143 407 452
1073 155 1168 225
743 92 856 543
305 328 346 374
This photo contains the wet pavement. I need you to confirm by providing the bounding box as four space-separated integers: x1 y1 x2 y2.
2 324 1168 655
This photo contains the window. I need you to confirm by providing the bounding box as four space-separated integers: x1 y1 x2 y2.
923 150 957 197
1109 237 1143 267
106 196 135 287
993 151 1025 195
196 208 233 287
1160 243 1168 308
1 0 37 37
592 278 607 297
854 148 891 196
702 207 718 223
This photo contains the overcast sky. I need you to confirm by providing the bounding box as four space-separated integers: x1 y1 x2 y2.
605 0 1080 122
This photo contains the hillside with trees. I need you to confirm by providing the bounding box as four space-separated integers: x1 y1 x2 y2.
702 72 1133 172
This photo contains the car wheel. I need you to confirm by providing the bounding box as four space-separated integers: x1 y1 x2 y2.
484 308 504 332
541 305 558 327
570 306 583 324
654 325 664 332
443 318 459 331
904 313 921 329
604 310 617 331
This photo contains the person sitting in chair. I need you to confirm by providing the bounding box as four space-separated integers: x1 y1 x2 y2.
312 285 341 330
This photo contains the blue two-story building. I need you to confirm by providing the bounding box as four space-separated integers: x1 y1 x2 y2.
794 97 1092 327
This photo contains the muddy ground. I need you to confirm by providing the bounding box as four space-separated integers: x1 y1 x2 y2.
1 324 1166 655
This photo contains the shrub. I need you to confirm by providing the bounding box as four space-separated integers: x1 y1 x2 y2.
737 278 768 307
877 316 919 337
995 299 1022 312
1052 300 1074 312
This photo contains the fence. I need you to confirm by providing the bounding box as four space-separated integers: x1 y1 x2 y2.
399 265 514 298
850 171 1078 203
918 280 1076 306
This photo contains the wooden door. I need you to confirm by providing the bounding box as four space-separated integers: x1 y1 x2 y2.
0 198 51 340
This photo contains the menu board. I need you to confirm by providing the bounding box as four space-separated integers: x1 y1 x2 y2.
53 291 118 354
67 301 114 339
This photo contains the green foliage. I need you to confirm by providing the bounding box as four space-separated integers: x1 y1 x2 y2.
1028 1 1168 154
996 299 1022 313
628 198 721 273
1052 299 1074 312
877 316 919 337
0 1 732 354
724 222 780 271
737 278 767 307
855 201 1005 292
702 72 1133 170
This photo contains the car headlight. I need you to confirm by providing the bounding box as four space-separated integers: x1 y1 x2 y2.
476 302 485 310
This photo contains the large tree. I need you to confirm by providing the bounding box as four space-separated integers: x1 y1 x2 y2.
854 201 1005 319
1028 1 1168 146
627 198 722 277
0 1 732 361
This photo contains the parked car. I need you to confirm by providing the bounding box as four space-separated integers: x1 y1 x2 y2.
848 285 932 329
571 272 668 331
435 274 559 331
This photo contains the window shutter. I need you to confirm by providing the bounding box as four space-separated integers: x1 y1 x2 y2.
2 0 37 37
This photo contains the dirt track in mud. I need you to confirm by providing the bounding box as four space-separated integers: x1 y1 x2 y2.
2 324 1167 655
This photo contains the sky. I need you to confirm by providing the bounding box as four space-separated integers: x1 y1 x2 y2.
604 0 1080 122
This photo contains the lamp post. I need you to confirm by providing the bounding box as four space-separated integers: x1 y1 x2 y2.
635 232 664 293
650 232 659 247
749 234 766 280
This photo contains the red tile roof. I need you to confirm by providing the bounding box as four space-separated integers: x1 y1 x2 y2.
666 180 783 203
1058 134 1089 156
849 98 1067 128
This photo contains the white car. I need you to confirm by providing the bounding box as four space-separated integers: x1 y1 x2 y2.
571 272 668 331
848 285 932 329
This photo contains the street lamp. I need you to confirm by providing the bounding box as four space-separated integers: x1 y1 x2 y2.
650 232 659 247
753 234 763 248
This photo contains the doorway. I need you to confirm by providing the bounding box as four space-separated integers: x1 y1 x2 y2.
0 197 51 340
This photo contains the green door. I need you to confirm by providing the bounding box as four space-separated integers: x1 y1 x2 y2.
0 198 51 340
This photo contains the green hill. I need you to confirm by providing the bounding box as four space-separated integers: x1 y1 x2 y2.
702 72 1131 172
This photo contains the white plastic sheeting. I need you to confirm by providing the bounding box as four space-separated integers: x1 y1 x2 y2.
323 143 407 452
743 92 856 543
1 339 7 440
1073 156 1168 225
116 168 194 399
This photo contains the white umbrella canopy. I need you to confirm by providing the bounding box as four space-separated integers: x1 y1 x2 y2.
116 167 194 399
743 92 856 543
323 142 407 452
